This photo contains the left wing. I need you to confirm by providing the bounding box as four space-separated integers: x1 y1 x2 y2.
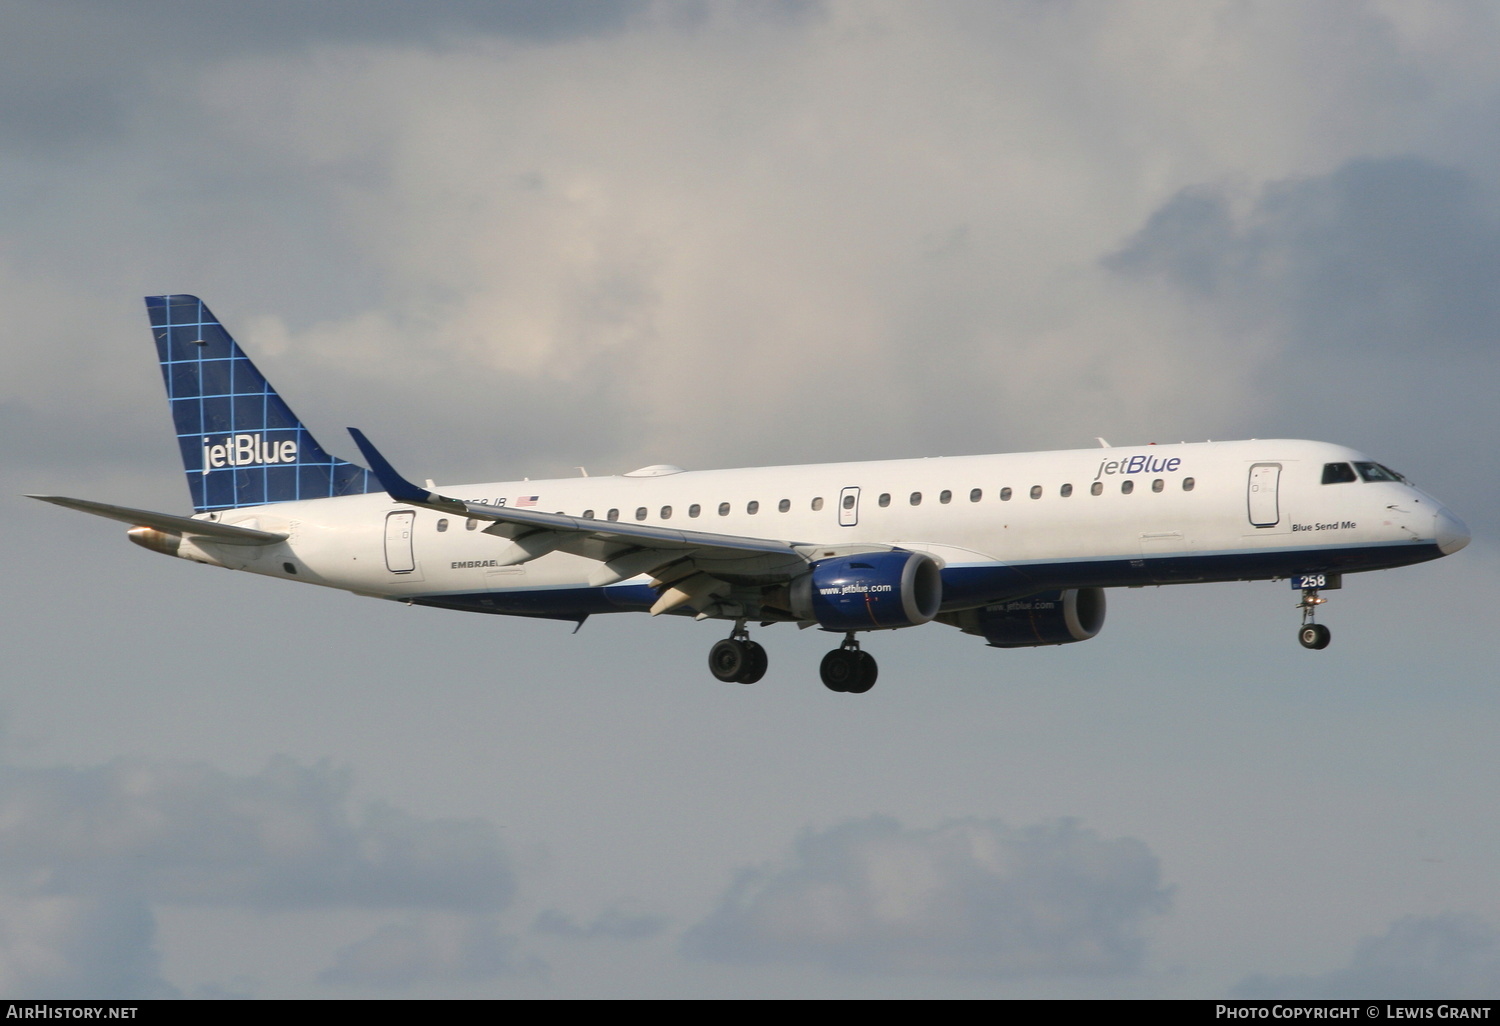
348 430 866 613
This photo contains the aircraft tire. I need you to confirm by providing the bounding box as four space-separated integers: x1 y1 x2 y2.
844 651 878 694
820 649 856 692
821 648 876 693
709 638 749 682
1298 624 1331 650
737 641 768 684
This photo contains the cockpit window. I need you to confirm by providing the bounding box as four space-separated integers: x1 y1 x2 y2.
1322 462 1358 484
1354 462 1407 484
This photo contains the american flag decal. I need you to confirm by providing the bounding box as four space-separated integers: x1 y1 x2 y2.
515 495 539 507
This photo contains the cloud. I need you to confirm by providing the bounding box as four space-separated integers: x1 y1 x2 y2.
0 889 175 1000
0 755 514 911
532 904 669 941
682 815 1171 978
1234 913 1500 999
320 912 543 988
1107 156 1500 357
0 754 519 996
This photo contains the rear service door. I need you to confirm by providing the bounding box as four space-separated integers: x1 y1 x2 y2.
384 510 416 572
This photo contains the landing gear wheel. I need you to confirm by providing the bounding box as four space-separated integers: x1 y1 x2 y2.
737 641 768 684
844 651 878 694
820 644 877 694
820 649 858 692
709 638 749 682
1298 624 1331 650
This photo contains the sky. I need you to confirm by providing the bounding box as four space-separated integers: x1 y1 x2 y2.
2 0 1498 999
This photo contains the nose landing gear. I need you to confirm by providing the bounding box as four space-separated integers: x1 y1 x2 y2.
1297 586 1331 650
708 622 768 684
820 633 878 694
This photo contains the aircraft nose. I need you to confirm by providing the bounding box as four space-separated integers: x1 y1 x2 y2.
1435 507 1471 555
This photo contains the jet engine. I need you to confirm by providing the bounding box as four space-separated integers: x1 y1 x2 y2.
940 588 1106 648
788 550 943 630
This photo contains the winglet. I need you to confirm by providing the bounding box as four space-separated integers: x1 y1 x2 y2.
347 428 441 506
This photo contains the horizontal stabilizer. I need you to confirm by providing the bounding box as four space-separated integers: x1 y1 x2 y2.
28 495 288 545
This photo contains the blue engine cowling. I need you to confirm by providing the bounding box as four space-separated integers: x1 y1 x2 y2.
940 588 1106 648
788 550 943 630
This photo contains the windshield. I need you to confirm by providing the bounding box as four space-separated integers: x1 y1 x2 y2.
1353 462 1408 484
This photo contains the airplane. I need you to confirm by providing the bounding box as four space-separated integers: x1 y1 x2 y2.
32 295 1471 694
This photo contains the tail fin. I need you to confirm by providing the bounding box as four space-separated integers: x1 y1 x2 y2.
147 295 378 512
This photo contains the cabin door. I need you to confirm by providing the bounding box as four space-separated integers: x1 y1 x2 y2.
384 510 416 572
1247 464 1281 528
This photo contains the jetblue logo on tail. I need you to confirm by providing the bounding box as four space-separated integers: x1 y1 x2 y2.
201 434 298 474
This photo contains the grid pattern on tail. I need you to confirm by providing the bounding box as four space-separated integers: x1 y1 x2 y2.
146 295 375 512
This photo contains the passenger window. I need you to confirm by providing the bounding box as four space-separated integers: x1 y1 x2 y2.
1060 483 1073 497
1090 482 1102 496
842 494 855 510
718 502 730 516
635 507 647 521
688 504 701 518
747 500 759 514
878 493 891 507
1029 485 1042 499
582 509 595 519
778 498 790 513
1322 462 1358 484
1151 478 1164 492
811 497 824 511
1182 477 1195 492
466 518 480 531
910 492 922 506
436 518 449 532
607 508 620 521
969 488 982 502
939 490 952 504
1000 487 1012 501
660 506 672 519
1121 480 1134 495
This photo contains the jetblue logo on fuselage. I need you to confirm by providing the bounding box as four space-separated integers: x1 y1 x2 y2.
201 434 298 473
1094 454 1182 480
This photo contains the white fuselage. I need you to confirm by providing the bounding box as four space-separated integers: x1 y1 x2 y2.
176 439 1465 621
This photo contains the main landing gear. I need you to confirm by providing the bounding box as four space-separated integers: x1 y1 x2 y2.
704 626 879 693
708 623 767 684
820 633 878 694
1297 586 1332 650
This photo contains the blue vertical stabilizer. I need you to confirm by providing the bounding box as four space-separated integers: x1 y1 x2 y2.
147 294 377 512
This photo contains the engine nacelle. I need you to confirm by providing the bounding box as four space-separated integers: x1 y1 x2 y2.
941 588 1106 648
789 550 943 630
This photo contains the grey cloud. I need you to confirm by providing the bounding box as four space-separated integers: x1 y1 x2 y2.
0 889 176 1000
682 815 1171 978
532 904 669 941
0 0 650 153
0 753 522 995
319 913 543 989
0 755 514 911
1234 913 1500 1000
1106 157 1500 357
